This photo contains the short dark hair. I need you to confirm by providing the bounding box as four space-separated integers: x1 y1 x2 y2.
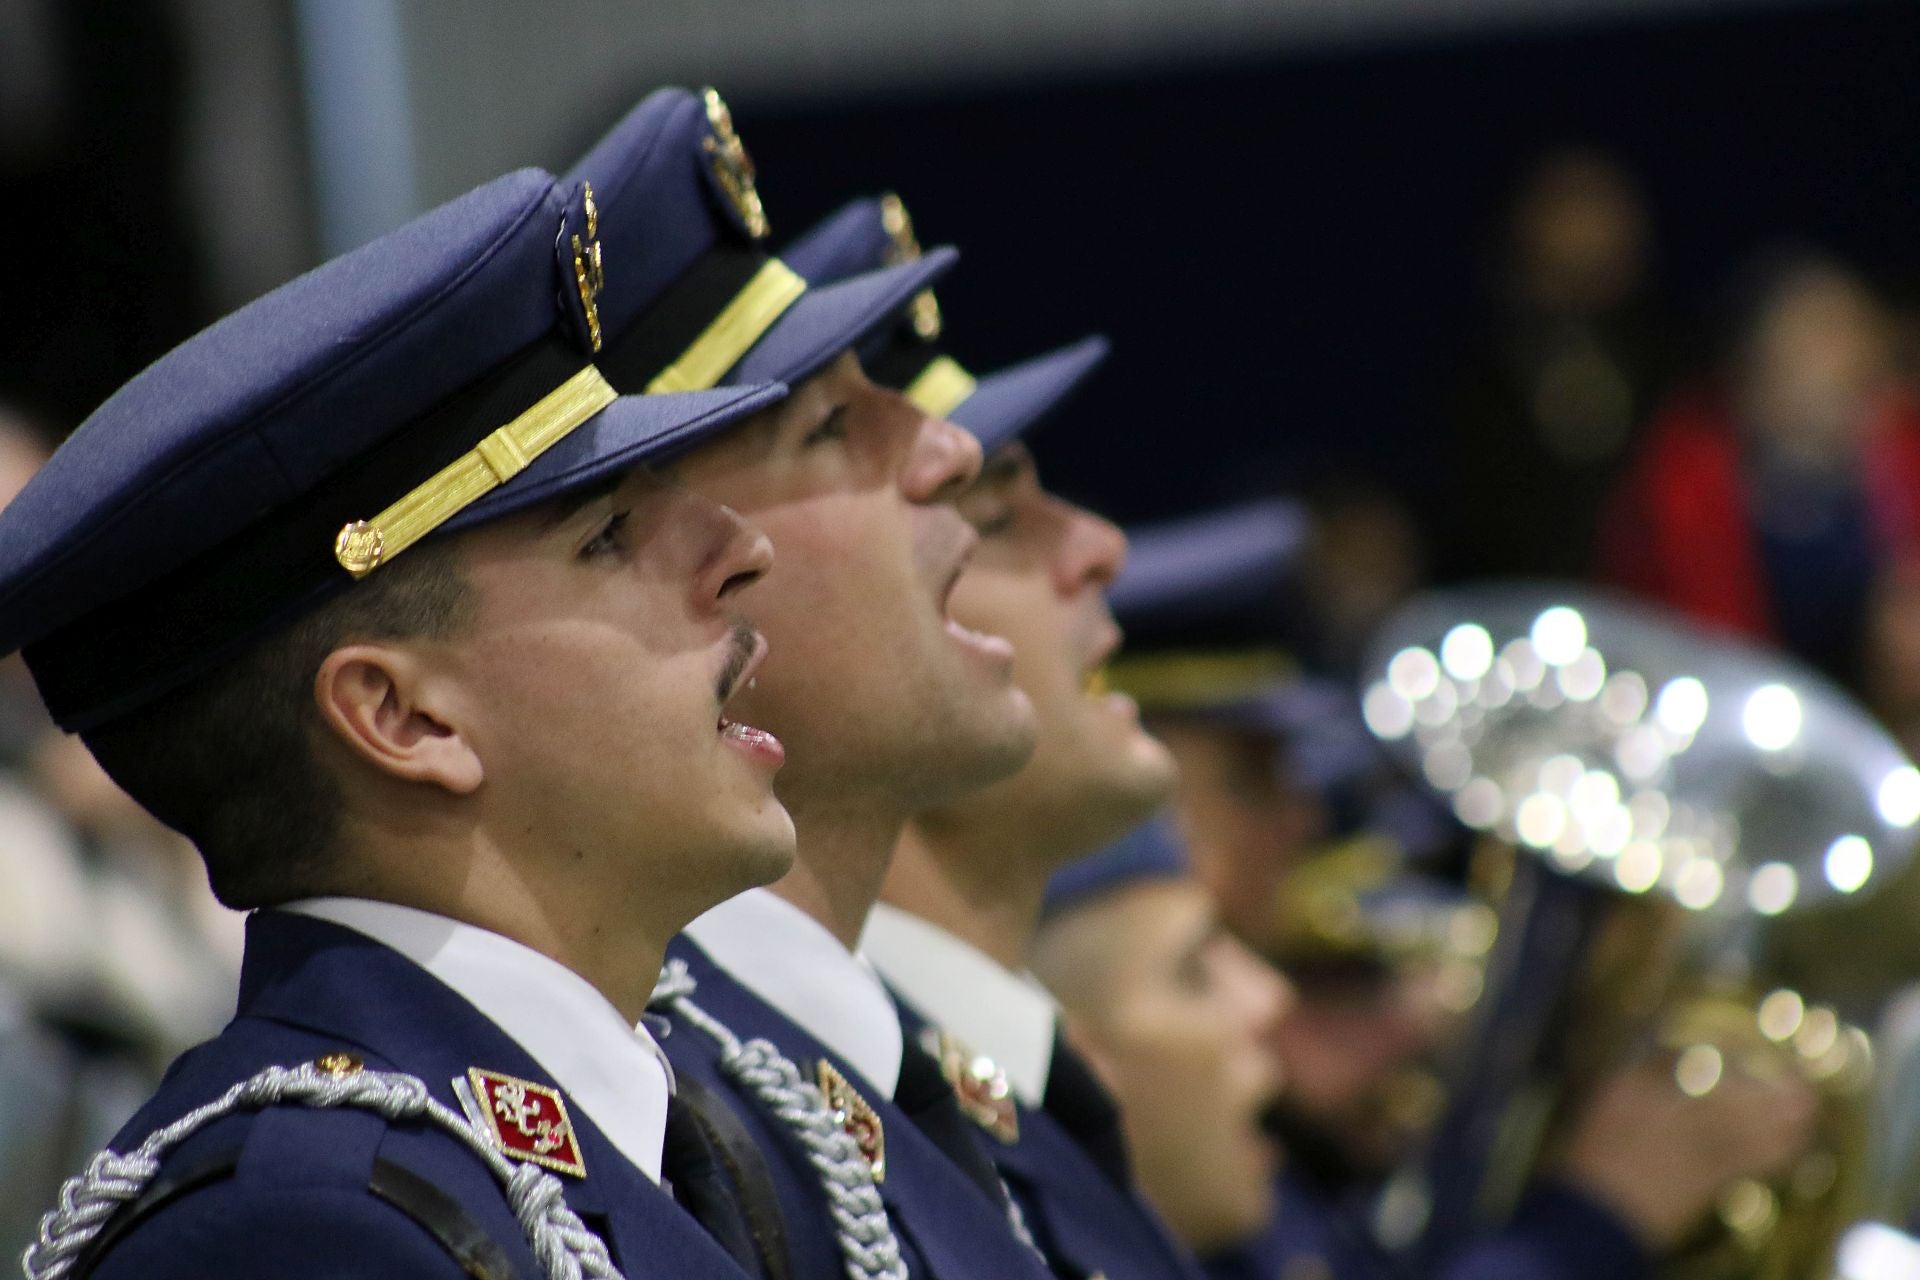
82 543 471 909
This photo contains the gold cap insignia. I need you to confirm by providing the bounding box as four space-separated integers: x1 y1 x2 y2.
816 1060 886 1181
334 521 385 578
570 182 606 352
702 88 769 240
314 1052 364 1077
879 192 941 340
463 1068 587 1178
925 1029 1019 1144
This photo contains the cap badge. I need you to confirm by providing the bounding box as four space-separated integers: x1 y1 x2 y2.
570 182 606 352
815 1060 886 1182
879 193 941 340
924 1029 1019 1144
333 521 385 577
462 1068 587 1177
701 87 770 240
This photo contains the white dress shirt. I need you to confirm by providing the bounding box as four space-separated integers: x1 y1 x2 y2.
682 887 904 1098
861 902 1060 1107
283 897 672 1184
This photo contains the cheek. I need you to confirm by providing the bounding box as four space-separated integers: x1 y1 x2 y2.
952 578 1067 690
464 622 703 758
1113 1011 1240 1126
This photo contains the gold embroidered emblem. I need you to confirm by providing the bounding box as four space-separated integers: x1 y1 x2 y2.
333 520 385 577
314 1052 364 1077
816 1060 886 1181
925 1029 1019 1144
570 182 606 352
465 1068 587 1177
879 192 941 341
701 87 769 240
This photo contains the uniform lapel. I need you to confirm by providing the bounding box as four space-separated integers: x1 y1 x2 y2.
237 911 752 1276
669 937 1057 1280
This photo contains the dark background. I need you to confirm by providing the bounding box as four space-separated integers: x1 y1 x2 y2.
647 0 1919 526
9 0 1917 532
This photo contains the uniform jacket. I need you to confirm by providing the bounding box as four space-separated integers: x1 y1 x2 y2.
892 996 1206 1280
1203 1173 1649 1280
658 935 1059 1280
72 911 757 1279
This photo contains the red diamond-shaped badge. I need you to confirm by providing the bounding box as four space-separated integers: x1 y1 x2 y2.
466 1067 587 1178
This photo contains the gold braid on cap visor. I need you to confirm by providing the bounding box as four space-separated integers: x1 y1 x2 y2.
903 356 978 420
332 259 808 578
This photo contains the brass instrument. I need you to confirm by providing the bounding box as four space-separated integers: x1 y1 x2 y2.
1356 583 1918 1278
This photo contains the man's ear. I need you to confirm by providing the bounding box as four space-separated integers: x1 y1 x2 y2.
313 643 483 795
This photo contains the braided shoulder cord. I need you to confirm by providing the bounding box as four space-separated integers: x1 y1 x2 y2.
21 1059 623 1280
651 961 907 1280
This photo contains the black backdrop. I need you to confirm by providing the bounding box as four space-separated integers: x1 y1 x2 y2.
582 0 1919 527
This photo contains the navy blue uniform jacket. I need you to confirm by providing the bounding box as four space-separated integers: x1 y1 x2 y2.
891 997 1205 1280
1203 1171 1650 1280
76 911 755 1279
659 936 1058 1280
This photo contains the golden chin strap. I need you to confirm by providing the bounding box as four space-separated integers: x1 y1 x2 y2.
333 365 619 578
903 356 977 420
647 259 807 394
1105 647 1299 711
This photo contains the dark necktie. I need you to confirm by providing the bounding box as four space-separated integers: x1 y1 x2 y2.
1041 1023 1134 1191
894 1034 1013 1207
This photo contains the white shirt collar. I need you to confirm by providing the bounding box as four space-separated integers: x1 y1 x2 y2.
282 897 672 1184
860 902 1060 1107
682 887 903 1098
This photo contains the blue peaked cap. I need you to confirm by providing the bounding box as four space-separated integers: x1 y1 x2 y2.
0 164 786 732
780 194 1108 453
1106 499 1310 642
1103 498 1314 721
1043 814 1191 918
568 91 958 395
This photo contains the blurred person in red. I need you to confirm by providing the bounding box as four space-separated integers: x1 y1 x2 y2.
1442 148 1678 582
1597 251 1920 696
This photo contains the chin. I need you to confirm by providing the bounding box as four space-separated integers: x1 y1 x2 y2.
714 809 799 893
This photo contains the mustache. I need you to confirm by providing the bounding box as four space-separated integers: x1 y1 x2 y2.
715 621 761 704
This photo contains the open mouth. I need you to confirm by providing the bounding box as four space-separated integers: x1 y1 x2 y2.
938 544 1015 663
1082 625 1125 700
715 626 784 764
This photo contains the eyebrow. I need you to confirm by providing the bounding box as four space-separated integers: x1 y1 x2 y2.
977 446 1032 492
533 472 626 532
1174 916 1226 971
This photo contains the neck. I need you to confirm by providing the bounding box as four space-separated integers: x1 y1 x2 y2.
343 825 680 1025
883 820 1050 971
768 800 911 951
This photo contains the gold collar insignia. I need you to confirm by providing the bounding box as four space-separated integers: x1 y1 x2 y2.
924 1028 1019 1144
816 1059 886 1181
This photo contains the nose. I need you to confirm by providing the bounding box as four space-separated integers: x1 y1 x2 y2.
695 499 775 608
901 412 984 505
1056 504 1129 595
1229 938 1296 1042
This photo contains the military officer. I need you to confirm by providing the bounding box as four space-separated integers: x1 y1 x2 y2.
1 84 959 1276
1032 818 1296 1261
770 192 1217 1280
1101 506 1820 1280
559 92 1059 1280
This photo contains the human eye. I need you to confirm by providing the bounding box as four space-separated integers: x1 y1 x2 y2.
803 407 849 447
579 510 631 559
974 507 1017 538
